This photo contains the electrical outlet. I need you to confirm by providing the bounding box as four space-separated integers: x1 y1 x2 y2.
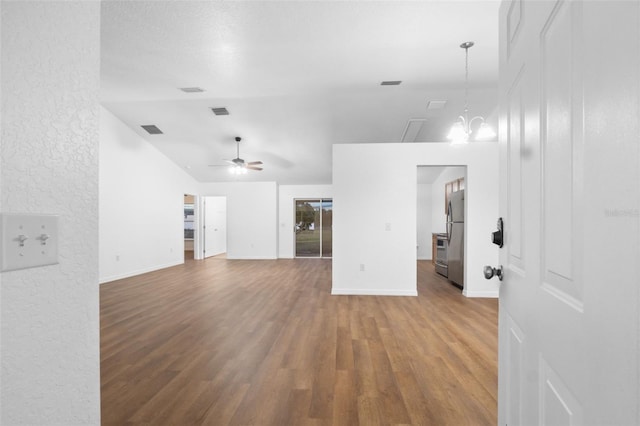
360 263 365 272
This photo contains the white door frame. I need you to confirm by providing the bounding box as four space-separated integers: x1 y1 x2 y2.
193 195 227 260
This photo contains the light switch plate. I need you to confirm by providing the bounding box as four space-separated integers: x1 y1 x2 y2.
1 213 59 272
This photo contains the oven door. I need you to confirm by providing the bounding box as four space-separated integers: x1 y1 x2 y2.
435 235 448 277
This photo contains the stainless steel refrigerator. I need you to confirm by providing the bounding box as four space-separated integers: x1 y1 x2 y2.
446 190 464 287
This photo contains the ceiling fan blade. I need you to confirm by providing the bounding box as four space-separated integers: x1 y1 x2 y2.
247 161 263 166
247 166 263 171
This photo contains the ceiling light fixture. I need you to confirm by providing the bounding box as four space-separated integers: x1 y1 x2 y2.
447 41 496 144
229 165 248 175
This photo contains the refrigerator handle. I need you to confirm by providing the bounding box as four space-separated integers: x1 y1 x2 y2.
446 201 453 243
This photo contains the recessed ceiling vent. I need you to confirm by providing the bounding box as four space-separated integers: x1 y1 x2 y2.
211 107 229 116
141 125 163 135
381 81 402 86
180 87 205 93
427 100 447 110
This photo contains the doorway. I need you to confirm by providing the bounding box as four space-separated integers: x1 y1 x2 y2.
200 196 227 259
416 166 466 290
294 199 332 258
192 195 227 260
184 194 195 260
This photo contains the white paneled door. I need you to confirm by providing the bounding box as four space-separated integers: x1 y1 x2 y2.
203 196 227 258
498 1 639 425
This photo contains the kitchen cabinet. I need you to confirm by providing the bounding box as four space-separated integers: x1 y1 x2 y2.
445 177 465 213
432 233 437 264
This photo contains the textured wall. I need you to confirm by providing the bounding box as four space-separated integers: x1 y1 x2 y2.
1 2 101 424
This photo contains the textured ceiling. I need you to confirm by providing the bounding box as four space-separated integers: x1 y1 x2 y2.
101 0 500 184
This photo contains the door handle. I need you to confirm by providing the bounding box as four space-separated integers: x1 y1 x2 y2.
484 265 503 281
492 217 504 247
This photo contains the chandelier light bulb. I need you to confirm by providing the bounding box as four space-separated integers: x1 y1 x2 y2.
447 120 468 144
476 121 497 140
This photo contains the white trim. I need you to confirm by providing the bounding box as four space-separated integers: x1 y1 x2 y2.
331 288 418 296
226 256 278 260
99 260 183 284
463 288 499 298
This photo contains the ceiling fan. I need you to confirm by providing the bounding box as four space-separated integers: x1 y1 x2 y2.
209 136 263 174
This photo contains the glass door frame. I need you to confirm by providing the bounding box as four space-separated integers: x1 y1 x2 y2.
294 198 332 259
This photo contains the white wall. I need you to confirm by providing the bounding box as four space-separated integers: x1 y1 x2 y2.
416 183 433 260
431 166 466 233
199 182 278 259
333 142 499 298
278 185 333 258
99 107 199 283
1 2 101 423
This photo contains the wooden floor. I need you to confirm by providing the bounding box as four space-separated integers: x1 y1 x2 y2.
101 259 498 425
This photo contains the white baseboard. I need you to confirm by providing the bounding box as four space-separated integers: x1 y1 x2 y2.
226 256 278 260
463 289 499 298
331 288 418 296
99 260 183 284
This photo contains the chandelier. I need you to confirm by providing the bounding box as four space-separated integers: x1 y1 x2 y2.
447 41 496 144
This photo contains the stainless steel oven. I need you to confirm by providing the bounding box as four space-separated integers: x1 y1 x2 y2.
435 233 448 277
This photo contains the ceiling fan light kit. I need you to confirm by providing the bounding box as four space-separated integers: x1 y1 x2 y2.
210 136 263 175
447 41 496 144
229 166 248 175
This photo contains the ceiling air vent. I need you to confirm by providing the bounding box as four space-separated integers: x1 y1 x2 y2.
179 87 205 93
211 107 229 116
381 80 402 86
141 125 163 135
427 100 447 110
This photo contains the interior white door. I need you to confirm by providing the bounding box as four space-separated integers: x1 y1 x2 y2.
498 1 639 425
203 196 227 258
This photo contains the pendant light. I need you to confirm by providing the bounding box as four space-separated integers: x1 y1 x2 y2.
447 41 496 144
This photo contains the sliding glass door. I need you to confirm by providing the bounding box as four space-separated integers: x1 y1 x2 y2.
295 199 332 258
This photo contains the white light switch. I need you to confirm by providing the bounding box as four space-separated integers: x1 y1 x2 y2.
1 213 59 272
